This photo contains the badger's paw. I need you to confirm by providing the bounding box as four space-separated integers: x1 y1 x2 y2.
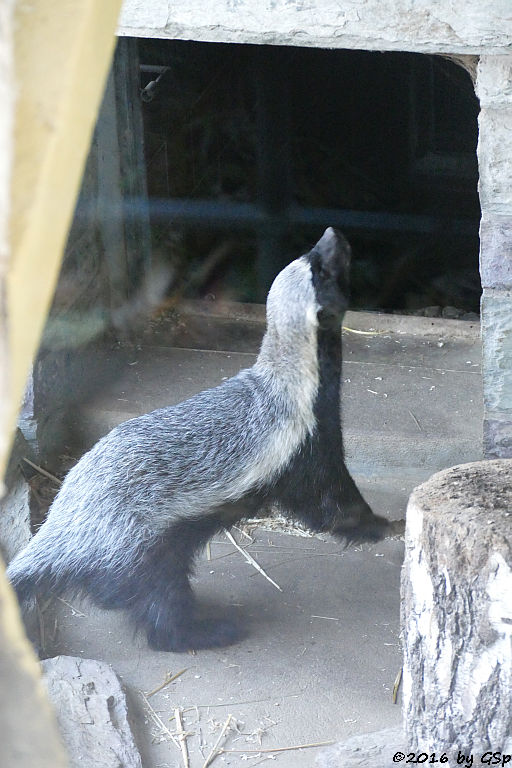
332 513 404 547
147 617 245 653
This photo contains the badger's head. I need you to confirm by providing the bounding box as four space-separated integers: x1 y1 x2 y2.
265 227 351 339
307 227 351 329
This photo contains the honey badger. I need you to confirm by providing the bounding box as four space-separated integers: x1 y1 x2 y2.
8 228 391 652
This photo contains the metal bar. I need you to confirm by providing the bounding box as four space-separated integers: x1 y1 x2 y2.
77 196 477 238
145 198 267 228
144 198 476 237
140 65 169 74
287 203 476 237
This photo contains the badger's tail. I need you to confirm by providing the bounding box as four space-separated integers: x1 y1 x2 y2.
6 526 68 607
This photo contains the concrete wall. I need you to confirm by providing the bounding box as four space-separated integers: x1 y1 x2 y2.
118 0 512 54
118 0 512 458
477 56 512 457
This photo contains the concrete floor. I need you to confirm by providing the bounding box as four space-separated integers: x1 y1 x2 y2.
48 307 483 768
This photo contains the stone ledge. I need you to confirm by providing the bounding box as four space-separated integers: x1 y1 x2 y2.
118 0 512 55
176 299 480 340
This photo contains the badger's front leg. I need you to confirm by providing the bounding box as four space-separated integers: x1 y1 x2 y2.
327 460 391 543
315 458 405 544
269 442 390 542
295 472 391 544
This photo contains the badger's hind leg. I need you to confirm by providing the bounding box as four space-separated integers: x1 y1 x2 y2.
122 509 248 652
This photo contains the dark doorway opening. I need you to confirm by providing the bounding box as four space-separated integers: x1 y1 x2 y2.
138 39 480 315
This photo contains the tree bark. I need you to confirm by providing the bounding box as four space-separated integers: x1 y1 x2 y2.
402 460 512 759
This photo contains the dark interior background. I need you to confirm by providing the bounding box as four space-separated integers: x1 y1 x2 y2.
138 39 481 316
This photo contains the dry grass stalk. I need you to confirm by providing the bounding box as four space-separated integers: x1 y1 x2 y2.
241 513 323 539
22 457 62 485
225 531 283 592
175 708 190 768
342 326 386 336
202 714 233 768
146 668 188 698
56 597 86 617
37 601 46 654
232 525 253 542
392 667 403 704
178 689 302 711
223 739 335 755
36 597 58 654
141 692 181 752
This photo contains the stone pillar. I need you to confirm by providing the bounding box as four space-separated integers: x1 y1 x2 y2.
402 460 512 761
476 56 512 458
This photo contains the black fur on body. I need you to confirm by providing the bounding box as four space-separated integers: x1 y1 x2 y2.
7 228 390 652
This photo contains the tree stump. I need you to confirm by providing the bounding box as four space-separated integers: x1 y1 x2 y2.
402 460 512 760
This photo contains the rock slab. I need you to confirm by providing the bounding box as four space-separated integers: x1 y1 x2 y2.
0 428 34 563
41 655 142 768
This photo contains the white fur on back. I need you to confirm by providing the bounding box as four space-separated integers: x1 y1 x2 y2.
238 257 319 490
168 256 320 516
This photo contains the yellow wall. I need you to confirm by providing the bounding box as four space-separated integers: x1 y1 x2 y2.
0 3 123 764
3 0 123 478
